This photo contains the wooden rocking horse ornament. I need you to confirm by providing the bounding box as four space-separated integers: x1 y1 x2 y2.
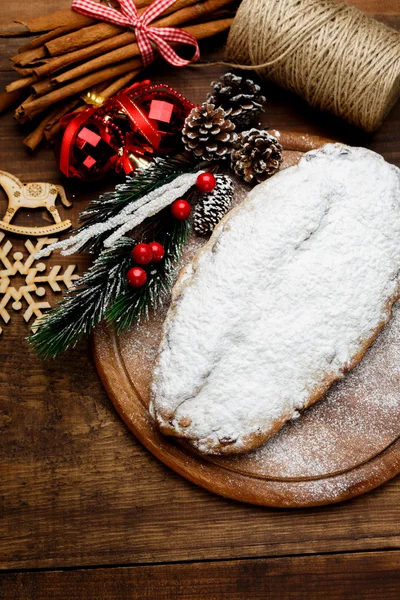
0 170 72 236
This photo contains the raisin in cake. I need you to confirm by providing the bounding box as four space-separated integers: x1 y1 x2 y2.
149 144 400 455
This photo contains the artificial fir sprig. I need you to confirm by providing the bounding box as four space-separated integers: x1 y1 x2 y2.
78 154 197 251
29 237 136 359
29 214 190 358
106 215 190 332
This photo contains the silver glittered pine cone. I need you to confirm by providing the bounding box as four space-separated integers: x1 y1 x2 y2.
193 175 234 236
182 102 237 163
207 72 266 130
231 129 283 184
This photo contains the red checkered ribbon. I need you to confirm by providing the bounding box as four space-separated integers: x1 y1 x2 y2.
72 0 200 67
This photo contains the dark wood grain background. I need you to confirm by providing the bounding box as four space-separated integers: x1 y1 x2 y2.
0 0 399 598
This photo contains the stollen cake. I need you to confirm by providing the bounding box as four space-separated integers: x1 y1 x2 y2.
149 144 400 455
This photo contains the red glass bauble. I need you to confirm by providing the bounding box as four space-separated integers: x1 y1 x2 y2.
149 241 165 262
171 199 191 220
196 172 216 193
58 81 195 180
127 266 147 288
132 243 152 265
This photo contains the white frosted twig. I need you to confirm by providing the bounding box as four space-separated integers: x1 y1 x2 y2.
104 172 203 247
35 172 203 258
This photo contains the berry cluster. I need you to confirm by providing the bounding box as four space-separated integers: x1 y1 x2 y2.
127 241 165 288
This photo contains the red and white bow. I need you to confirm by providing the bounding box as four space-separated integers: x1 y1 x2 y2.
72 0 200 67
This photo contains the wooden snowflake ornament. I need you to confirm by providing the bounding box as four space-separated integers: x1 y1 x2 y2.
0 233 79 334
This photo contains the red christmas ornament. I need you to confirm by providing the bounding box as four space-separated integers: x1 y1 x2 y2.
127 266 147 288
149 241 165 262
171 199 191 220
58 81 195 180
196 172 216 193
132 243 152 265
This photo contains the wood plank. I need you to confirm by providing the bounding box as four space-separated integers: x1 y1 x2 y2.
1 551 400 599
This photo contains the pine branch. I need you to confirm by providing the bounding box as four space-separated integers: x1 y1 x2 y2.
106 215 190 332
29 213 191 358
28 237 136 359
78 154 197 252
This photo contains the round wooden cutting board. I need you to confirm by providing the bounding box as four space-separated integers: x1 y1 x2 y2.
93 299 400 507
93 243 400 508
92 149 400 507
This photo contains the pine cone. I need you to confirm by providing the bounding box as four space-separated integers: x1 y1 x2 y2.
208 73 266 129
231 129 283 183
193 175 234 236
182 102 236 163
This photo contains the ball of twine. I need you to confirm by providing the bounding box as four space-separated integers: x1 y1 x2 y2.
225 0 400 132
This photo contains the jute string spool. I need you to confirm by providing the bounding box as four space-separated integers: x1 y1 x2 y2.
225 0 400 132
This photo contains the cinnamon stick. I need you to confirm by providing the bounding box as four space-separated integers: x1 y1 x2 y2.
45 23 125 57
0 23 27 37
18 58 143 121
52 0 234 87
44 96 82 132
31 79 53 97
23 109 59 151
34 33 134 80
16 10 95 34
18 28 66 53
15 94 34 123
188 17 233 39
11 46 47 67
100 71 140 99
45 115 75 143
6 76 37 93
42 95 94 144
52 42 140 87
12 66 35 77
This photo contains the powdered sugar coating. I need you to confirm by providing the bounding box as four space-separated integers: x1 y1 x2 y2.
150 145 400 455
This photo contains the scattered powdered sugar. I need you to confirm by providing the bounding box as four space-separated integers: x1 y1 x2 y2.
149 144 400 455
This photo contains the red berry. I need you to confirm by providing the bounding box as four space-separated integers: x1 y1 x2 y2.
171 199 191 220
149 241 165 262
132 243 152 265
196 172 216 193
127 266 147 288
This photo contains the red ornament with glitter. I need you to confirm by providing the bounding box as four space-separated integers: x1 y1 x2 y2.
58 81 195 180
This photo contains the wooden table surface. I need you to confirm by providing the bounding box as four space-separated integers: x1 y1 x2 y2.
0 0 399 598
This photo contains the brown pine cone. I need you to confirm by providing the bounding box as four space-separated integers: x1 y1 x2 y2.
207 73 266 130
231 129 283 183
182 102 237 163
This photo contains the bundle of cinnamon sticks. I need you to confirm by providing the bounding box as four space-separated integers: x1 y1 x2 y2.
1 0 236 151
